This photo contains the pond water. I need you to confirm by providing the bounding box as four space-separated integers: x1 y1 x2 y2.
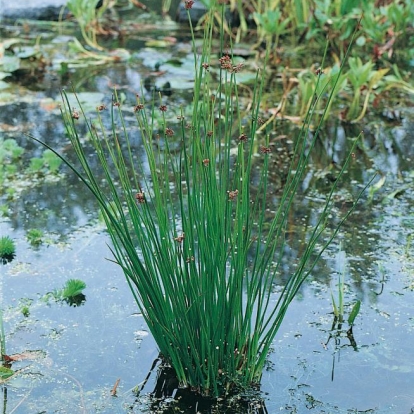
1 3 414 413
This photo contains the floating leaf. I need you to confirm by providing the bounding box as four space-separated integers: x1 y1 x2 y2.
13 46 40 59
0 72 11 81
4 350 46 362
42 149 62 173
1 38 25 49
1 56 20 73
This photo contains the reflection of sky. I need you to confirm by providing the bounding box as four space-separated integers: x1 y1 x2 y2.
2 228 159 413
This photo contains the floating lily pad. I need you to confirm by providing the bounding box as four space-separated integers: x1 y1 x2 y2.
0 72 11 80
0 81 11 90
13 46 40 59
1 55 20 73
1 38 25 50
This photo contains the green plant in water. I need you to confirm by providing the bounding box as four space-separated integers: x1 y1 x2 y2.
346 57 389 121
297 64 348 120
253 8 291 58
60 279 86 298
21 306 30 318
0 236 16 264
33 2 371 397
26 229 44 247
0 309 6 361
331 245 361 326
0 138 24 187
27 149 63 175
43 279 87 307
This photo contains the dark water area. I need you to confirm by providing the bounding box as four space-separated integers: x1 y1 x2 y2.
1 3 414 414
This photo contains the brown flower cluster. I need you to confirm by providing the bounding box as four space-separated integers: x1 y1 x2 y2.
227 189 239 201
135 192 145 204
71 108 79 119
134 104 144 112
184 0 194 9
238 133 248 143
174 233 185 243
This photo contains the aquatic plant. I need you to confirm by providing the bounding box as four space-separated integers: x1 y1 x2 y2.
33 1 371 398
42 279 87 307
0 138 63 202
60 279 87 299
26 229 44 247
206 0 414 57
0 236 16 264
0 309 5 361
27 149 63 175
330 245 361 326
0 138 24 187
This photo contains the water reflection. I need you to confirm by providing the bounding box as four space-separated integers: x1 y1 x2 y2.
127 356 268 414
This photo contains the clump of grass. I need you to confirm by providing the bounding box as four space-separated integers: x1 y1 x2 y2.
26 229 44 247
43 279 87 307
33 1 371 398
60 279 86 299
0 236 16 264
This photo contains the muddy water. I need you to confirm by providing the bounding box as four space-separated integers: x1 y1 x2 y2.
1 5 414 414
